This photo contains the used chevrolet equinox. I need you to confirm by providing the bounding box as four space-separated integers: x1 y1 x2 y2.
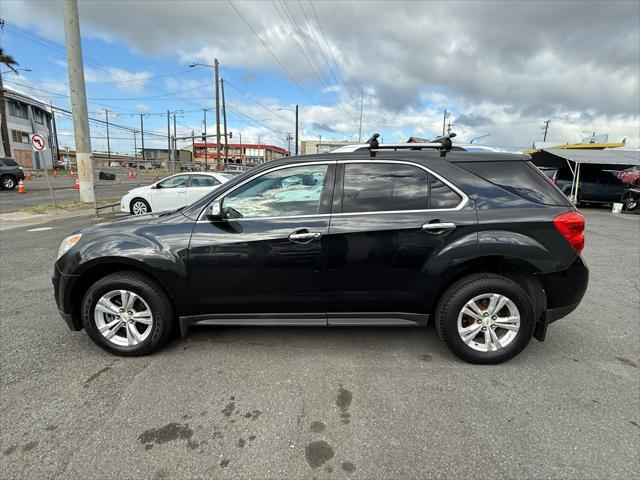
53 148 588 364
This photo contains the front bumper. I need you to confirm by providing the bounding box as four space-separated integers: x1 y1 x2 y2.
52 264 82 331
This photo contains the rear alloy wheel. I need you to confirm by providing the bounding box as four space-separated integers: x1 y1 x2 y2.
1 176 17 190
130 198 151 215
82 271 174 356
435 274 535 364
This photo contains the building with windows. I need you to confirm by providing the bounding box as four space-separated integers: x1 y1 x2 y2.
184 142 288 169
1 87 56 169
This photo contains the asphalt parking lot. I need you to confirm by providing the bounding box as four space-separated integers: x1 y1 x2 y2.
0 208 638 480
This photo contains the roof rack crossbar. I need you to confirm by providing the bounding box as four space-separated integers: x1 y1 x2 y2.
366 132 457 157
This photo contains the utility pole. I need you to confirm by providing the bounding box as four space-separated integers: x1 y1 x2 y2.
214 58 222 171
295 104 299 156
318 134 322 153
239 132 244 164
173 113 178 169
166 110 171 171
203 109 208 169
104 110 111 159
191 130 195 161
542 120 551 141
358 91 364 143
133 131 137 158
221 78 228 169
63 0 95 202
139 114 145 162
442 109 449 136
286 132 292 155
50 102 61 165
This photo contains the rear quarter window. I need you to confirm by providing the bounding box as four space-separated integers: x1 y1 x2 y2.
2 158 18 167
459 160 571 206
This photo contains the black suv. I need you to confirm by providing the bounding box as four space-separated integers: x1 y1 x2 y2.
53 150 588 364
0 157 25 190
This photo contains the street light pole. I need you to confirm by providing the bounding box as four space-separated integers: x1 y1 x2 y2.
295 104 299 156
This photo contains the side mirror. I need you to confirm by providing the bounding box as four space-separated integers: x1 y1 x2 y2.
205 201 223 221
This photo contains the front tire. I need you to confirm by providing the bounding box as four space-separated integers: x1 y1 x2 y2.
130 198 151 215
435 274 535 364
1 175 17 190
81 271 174 356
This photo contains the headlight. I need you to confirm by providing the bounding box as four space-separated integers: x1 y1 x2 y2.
57 234 82 259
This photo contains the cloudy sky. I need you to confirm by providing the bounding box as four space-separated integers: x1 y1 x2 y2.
2 0 639 154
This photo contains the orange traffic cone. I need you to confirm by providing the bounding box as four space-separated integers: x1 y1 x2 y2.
52 169 58 178
25 171 32 180
74 178 80 190
18 180 26 193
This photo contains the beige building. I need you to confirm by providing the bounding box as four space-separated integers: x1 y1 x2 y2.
300 139 354 155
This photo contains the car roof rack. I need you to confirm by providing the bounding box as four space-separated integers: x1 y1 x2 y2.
366 132 457 157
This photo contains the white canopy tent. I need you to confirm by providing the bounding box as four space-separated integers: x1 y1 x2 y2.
536 148 640 203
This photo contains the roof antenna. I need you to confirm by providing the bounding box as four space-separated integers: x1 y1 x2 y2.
366 133 380 157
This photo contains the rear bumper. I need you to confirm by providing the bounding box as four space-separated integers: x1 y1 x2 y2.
533 255 589 341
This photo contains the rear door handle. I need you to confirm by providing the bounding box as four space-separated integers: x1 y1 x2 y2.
289 230 322 243
422 222 456 233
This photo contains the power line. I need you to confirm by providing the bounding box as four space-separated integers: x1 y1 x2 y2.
226 0 316 105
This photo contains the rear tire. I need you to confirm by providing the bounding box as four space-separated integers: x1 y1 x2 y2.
130 198 151 215
81 271 174 356
434 274 535 364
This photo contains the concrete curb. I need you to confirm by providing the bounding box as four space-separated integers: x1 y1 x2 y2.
0 208 104 231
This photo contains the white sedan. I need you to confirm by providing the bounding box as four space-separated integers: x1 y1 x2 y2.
121 172 233 215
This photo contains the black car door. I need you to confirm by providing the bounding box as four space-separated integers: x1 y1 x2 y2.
324 159 478 324
188 162 335 323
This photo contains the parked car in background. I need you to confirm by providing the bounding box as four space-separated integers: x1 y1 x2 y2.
619 166 640 186
55 149 588 364
0 157 25 190
120 172 232 215
179 162 204 172
553 166 627 205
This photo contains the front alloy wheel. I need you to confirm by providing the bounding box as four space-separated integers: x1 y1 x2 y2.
94 290 153 347
82 271 174 356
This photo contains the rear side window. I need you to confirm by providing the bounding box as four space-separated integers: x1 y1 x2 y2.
460 161 570 206
341 163 461 213
1 158 18 167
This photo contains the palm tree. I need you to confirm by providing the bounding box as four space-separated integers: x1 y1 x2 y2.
0 48 20 158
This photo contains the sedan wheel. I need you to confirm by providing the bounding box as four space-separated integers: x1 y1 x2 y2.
457 293 520 352
131 199 150 215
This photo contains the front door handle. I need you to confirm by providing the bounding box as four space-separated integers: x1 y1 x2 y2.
422 221 456 233
289 230 322 243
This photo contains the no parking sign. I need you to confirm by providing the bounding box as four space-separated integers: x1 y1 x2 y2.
30 133 46 152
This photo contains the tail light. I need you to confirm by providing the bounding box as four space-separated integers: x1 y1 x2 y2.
554 211 585 254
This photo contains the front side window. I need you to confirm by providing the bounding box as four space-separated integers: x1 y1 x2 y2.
158 175 189 188
223 164 328 218
190 175 220 187
341 163 462 213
